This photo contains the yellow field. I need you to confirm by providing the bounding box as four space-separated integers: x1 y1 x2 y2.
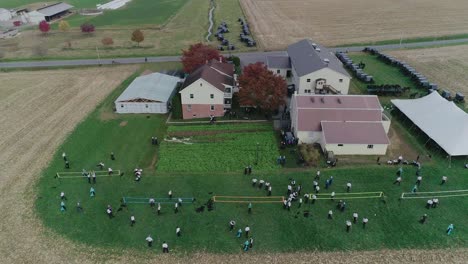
240 0 468 49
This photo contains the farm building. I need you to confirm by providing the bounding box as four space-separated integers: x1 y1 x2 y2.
26 2 73 24
115 72 180 114
392 92 468 162
180 60 236 119
0 8 12 21
290 93 391 155
267 39 351 95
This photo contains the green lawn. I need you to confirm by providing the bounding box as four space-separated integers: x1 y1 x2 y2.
64 0 189 27
348 52 420 105
212 0 256 53
3 0 103 9
35 63 468 254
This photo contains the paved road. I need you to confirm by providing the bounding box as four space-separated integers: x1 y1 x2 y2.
1 38 468 69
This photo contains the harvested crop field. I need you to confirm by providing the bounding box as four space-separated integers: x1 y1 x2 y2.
0 66 137 263
388 45 468 108
240 0 468 48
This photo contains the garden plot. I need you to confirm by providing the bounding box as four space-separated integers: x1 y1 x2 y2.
158 124 280 172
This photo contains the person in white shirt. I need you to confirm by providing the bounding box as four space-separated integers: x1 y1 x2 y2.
268 185 272 196
252 178 257 187
441 176 447 185
353 212 358 223
394 176 402 185
60 191 66 200
331 192 335 201
157 203 161 215
174 202 178 213
312 194 317 204
162 241 169 253
432 198 439 208
346 182 352 192
178 198 183 206
346 220 352 232
245 226 250 237
362 217 369 228
426 199 433 209
315 186 320 194
315 170 320 180
416 176 422 186
108 167 113 176
146 235 153 247
283 199 287 209
168 190 172 199
130 215 136 226
229 220 236 231
328 210 333 219
176 226 181 237
149 198 155 207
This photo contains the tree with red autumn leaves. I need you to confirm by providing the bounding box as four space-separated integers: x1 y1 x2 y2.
238 62 287 113
80 23 95 34
181 43 224 73
38 20 50 34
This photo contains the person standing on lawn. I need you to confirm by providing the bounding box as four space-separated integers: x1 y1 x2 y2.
146 235 153 247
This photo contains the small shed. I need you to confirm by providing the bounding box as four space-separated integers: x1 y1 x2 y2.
115 72 180 114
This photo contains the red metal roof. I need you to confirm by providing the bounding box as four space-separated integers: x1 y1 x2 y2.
322 121 389 145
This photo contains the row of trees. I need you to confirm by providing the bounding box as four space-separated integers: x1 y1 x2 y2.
38 20 94 34
38 20 145 47
181 43 286 113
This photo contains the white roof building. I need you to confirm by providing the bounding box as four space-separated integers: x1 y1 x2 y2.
115 72 181 114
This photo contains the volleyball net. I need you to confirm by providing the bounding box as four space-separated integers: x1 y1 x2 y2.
56 170 121 179
212 196 285 203
123 197 195 204
310 191 384 200
401 189 468 199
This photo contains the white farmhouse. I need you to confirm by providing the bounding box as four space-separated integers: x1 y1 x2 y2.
115 72 180 114
267 39 351 95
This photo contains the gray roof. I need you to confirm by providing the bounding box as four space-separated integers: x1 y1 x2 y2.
287 39 350 77
37 2 73 16
267 56 291 69
115 73 180 103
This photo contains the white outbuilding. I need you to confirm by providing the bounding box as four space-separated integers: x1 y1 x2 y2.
115 72 180 114
0 8 12 21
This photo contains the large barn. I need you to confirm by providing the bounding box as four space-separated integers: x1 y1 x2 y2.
26 2 73 24
115 72 180 114
290 93 391 155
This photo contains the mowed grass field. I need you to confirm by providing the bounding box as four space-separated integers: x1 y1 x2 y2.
65 0 189 27
35 71 468 253
240 0 468 49
0 0 254 60
212 0 256 53
388 45 468 110
347 52 419 105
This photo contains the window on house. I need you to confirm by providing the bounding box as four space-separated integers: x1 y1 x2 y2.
210 105 215 111
338 144 343 147
367 145 374 149
277 69 280 74
190 94 194 99
200 83 203 86
120 104 124 108
187 104 192 111
145 104 148 108
210 94 214 99
225 87 231 93
304 89 311 93
307 79 311 82
339 79 343 83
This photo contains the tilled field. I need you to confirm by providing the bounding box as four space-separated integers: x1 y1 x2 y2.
240 0 468 49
